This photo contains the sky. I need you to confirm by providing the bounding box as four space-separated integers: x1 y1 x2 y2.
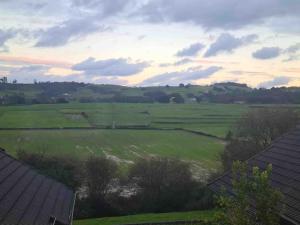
0 0 300 88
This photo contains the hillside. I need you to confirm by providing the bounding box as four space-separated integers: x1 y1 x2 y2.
1 81 300 105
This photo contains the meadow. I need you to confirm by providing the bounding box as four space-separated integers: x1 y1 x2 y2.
74 210 216 225
0 103 260 175
0 103 247 136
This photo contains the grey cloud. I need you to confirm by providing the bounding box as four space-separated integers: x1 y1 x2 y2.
252 47 281 59
35 18 108 47
252 44 300 61
160 58 194 67
72 0 130 18
174 58 194 66
176 43 205 57
139 0 300 30
258 76 290 88
72 57 148 76
285 43 300 54
283 43 300 61
6 64 128 84
6 65 52 83
204 33 257 57
0 29 17 51
269 16 300 34
141 66 221 86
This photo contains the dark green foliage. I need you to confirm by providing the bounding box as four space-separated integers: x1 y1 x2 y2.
17 149 82 190
1 82 300 104
144 91 170 103
129 157 213 213
215 161 282 225
85 156 118 199
170 93 185 103
221 108 298 170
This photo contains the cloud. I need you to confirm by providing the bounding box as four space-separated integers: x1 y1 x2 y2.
72 0 131 18
285 43 300 54
204 33 257 57
0 29 17 51
176 43 205 57
139 0 300 30
140 66 221 86
35 18 108 47
268 16 300 34
258 76 290 88
252 47 281 59
72 57 148 76
252 44 300 61
6 65 79 84
283 43 300 61
159 58 194 67
6 65 52 83
5 64 129 84
174 58 194 66
0 55 72 68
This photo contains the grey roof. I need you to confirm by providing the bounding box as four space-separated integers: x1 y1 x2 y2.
209 127 300 225
0 149 75 225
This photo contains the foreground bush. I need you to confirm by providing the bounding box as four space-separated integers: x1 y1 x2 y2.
129 157 214 213
215 161 282 225
17 149 82 189
17 151 214 219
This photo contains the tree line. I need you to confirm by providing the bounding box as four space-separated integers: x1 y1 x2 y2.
1 81 300 105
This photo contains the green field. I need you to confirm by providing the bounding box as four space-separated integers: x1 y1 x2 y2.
0 129 223 173
1 103 294 176
0 103 247 176
74 210 216 225
0 103 247 137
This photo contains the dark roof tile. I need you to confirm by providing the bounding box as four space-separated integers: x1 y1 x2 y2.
0 150 75 225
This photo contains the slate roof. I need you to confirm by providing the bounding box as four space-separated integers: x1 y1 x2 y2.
0 148 75 225
209 126 300 225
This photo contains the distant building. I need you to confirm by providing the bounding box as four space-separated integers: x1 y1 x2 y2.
209 126 300 225
0 148 75 225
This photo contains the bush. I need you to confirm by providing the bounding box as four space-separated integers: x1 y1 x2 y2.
215 161 282 225
128 157 212 213
17 150 82 190
221 108 298 170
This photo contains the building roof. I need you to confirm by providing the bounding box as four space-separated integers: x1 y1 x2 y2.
0 149 75 225
209 127 300 225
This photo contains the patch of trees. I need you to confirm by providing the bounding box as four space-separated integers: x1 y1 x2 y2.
214 161 282 225
221 108 298 170
0 93 26 105
17 152 214 219
144 91 171 103
204 87 300 104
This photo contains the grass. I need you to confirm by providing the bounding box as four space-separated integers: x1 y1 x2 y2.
0 129 224 170
0 110 90 128
1 103 297 173
74 210 216 225
0 103 247 137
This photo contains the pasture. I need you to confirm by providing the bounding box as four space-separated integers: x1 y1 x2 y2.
74 210 216 225
0 103 247 137
2 103 283 176
0 129 224 174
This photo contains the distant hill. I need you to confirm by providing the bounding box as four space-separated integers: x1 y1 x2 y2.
0 81 299 105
